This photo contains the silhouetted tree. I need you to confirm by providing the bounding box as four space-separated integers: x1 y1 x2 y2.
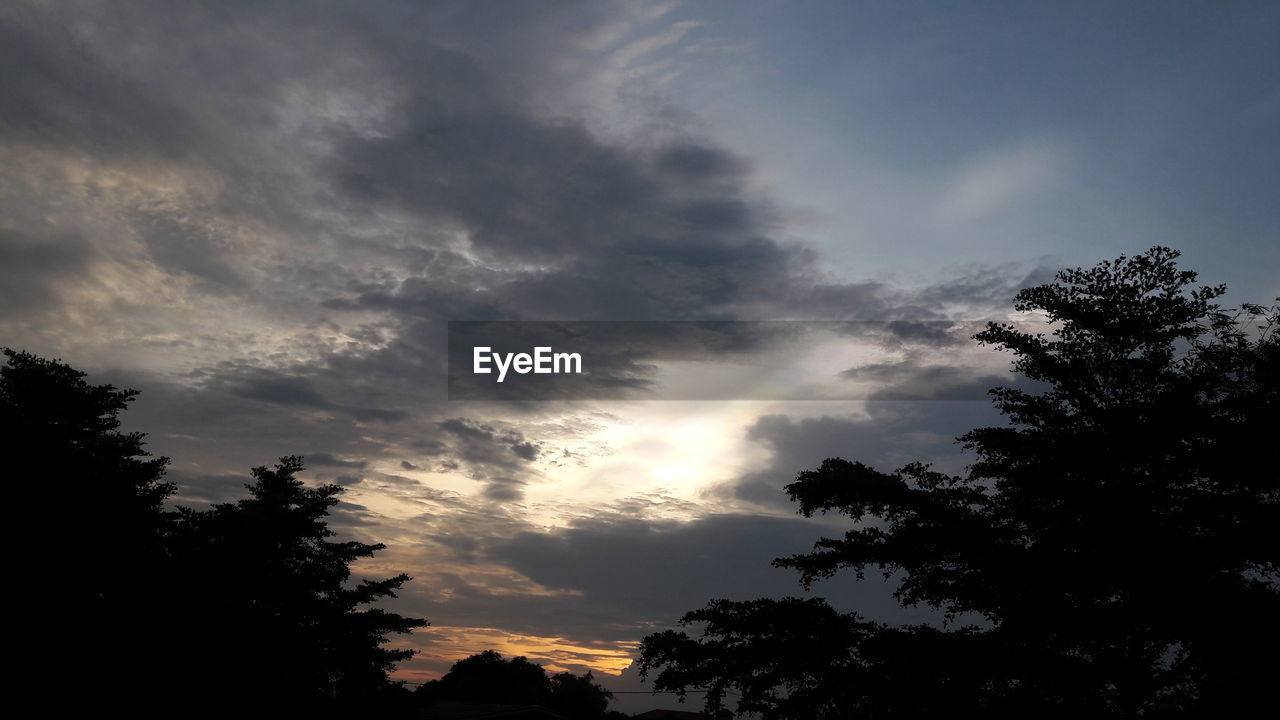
1 349 426 716
419 650 554 706
168 456 428 716
639 248 1280 718
550 669 616 720
419 650 616 719
1 349 173 708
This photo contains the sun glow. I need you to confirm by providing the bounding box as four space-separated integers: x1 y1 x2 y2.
393 626 639 682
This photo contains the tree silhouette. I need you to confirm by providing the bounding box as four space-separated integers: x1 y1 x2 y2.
1 349 426 716
418 650 616 719
168 456 428 715
549 669 616 720
1 348 174 708
639 248 1280 718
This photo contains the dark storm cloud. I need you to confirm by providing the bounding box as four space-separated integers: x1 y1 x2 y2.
326 108 807 321
300 6 816 323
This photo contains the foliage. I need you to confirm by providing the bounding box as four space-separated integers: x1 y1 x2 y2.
0 349 426 716
418 650 616 719
638 248 1280 718
550 669 616 719
167 456 428 714
2 348 174 581
1 348 174 706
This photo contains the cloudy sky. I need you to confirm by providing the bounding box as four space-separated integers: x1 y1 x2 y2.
3 0 1277 707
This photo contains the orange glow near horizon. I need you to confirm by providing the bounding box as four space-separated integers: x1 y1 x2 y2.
391 626 638 684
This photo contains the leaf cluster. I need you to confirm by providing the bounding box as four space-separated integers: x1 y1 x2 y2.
1 349 427 717
639 248 1280 718
417 650 616 720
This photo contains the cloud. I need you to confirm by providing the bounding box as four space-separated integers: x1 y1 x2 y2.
0 13 204 160
307 453 369 469
324 107 806 322
726 403 1001 511
0 0 1085 682
0 227 93 315
374 510 902 674
932 141 1066 226
468 512 939 645
166 470 253 505
437 417 545 501
198 364 407 422
227 370 329 407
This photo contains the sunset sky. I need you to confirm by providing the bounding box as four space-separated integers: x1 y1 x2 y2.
3 1 1277 710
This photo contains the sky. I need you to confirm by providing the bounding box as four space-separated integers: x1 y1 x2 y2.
2 0 1278 710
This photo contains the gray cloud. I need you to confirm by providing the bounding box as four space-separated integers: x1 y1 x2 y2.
0 0 1098 680
226 370 329 407
471 512 937 645
727 403 1002 510
839 347 1048 401
0 227 93 315
0 11 203 160
197 365 407 422
132 209 245 292
166 470 253 506
306 453 369 469
325 111 806 321
436 417 545 500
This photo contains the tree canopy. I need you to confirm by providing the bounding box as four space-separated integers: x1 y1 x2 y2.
417 650 619 720
166 456 428 714
2 348 174 708
0 349 426 717
638 247 1280 718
